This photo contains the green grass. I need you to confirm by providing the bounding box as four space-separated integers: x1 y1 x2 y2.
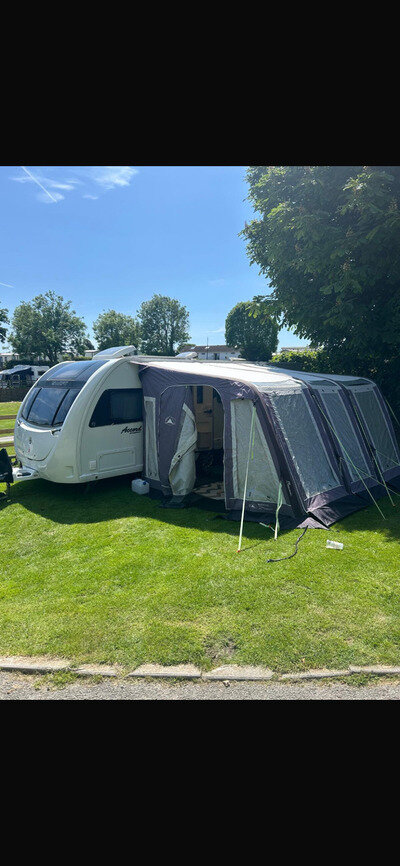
0 402 19 457
0 401 21 416
1 475 400 672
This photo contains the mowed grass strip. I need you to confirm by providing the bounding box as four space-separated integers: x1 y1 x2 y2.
0 403 20 452
0 401 21 416
1 472 400 671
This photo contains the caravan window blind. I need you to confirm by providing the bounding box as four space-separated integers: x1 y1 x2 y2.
90 389 143 427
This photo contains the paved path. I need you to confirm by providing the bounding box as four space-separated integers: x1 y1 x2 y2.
1 671 400 700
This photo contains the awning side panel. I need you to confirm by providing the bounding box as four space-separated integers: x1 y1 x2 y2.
231 398 287 506
267 387 342 503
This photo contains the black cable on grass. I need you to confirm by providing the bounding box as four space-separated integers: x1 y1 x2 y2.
265 526 308 563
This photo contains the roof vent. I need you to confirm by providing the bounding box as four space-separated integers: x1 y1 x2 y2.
94 345 137 359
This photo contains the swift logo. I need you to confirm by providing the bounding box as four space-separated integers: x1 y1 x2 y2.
121 426 142 434
165 416 176 425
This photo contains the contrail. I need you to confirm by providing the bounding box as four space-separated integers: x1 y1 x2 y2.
21 165 58 203
0 281 14 288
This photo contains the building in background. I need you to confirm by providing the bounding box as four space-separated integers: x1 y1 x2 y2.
0 351 19 369
277 345 310 354
186 345 241 361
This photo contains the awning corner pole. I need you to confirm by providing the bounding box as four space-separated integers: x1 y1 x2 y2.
237 404 256 553
274 481 283 540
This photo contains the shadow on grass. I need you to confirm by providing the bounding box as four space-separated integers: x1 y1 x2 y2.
6 475 274 542
6 474 400 543
327 490 400 543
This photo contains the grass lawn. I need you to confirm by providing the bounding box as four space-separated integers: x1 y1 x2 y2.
0 401 21 416
1 470 400 672
0 401 19 458
0 419 15 431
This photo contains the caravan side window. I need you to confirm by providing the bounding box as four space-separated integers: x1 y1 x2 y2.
89 389 143 427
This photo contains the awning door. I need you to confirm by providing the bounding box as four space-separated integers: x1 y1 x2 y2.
169 403 197 497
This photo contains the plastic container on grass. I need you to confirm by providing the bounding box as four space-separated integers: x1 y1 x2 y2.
131 479 149 495
326 539 343 550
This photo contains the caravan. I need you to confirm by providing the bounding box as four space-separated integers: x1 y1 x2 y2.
0 364 49 388
14 347 143 484
12 345 400 527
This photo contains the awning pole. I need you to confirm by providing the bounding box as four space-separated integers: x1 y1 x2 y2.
237 404 256 553
274 481 283 540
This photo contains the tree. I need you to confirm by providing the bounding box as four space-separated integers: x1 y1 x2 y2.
10 291 87 365
93 309 140 351
138 294 190 355
225 301 278 361
242 167 400 380
0 303 8 344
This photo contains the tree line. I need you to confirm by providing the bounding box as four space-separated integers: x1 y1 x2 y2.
0 293 192 364
0 291 278 365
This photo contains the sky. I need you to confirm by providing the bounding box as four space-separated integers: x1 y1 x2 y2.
0 165 308 351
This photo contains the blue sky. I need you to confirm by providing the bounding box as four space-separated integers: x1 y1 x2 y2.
0 165 307 350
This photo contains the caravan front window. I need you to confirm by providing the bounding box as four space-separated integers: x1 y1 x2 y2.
20 360 108 428
53 388 80 426
26 388 70 427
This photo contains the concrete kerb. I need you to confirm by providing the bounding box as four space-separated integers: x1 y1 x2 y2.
1 657 400 681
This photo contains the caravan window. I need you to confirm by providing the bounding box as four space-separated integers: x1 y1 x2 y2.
20 360 108 427
26 388 68 427
89 389 143 427
21 386 80 427
53 388 80 426
21 388 40 420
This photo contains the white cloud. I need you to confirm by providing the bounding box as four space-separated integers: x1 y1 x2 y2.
89 166 138 189
46 180 76 191
11 165 138 204
208 278 227 286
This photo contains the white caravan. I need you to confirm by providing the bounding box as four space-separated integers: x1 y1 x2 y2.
14 347 144 484
0 364 49 388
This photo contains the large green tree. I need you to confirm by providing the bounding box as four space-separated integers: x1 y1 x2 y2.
0 302 8 344
93 309 140 351
138 294 190 355
225 301 278 361
10 291 87 365
242 166 400 383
